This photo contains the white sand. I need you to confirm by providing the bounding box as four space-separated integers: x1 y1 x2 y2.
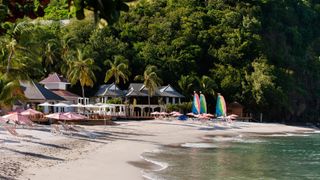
0 120 317 180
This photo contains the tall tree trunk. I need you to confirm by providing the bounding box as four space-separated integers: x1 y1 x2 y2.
82 85 85 114
148 95 151 117
6 49 14 75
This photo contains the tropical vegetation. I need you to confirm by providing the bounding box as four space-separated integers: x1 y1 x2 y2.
0 0 319 123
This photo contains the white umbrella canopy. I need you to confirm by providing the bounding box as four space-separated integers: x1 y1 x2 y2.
38 102 53 106
85 104 98 108
53 103 70 107
70 103 85 107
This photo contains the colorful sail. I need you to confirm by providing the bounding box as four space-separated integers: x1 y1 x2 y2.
215 93 227 117
200 93 207 114
192 92 201 114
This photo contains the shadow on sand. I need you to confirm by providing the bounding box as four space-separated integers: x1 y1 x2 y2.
2 147 65 161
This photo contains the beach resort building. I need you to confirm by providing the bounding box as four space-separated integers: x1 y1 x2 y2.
94 83 184 117
39 73 80 104
94 83 124 103
18 80 65 111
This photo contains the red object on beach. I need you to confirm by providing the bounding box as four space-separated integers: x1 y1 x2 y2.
21 108 43 116
45 113 72 120
3 112 33 125
63 112 87 120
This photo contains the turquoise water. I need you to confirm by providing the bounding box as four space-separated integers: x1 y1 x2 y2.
143 133 320 180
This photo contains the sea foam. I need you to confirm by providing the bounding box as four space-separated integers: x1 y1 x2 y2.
180 143 219 148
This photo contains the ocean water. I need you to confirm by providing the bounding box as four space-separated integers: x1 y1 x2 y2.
143 133 320 180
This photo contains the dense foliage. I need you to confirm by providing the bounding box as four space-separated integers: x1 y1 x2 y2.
1 0 320 122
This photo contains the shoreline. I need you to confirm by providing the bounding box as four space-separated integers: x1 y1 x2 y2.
0 120 318 180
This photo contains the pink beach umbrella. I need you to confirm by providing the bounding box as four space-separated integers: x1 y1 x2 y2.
151 111 160 115
21 108 43 116
63 112 87 120
3 112 33 126
159 112 168 116
45 113 71 120
226 114 238 120
187 112 196 117
172 112 183 117
198 114 210 119
0 116 8 124
202 113 215 118
169 111 179 115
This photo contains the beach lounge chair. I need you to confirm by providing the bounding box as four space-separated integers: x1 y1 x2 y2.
4 126 19 136
3 125 33 141
58 122 78 136
59 122 96 138
51 124 62 135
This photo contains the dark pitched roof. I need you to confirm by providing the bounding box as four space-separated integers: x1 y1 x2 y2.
126 83 147 97
158 85 184 98
95 83 124 97
51 90 80 98
128 83 145 91
39 73 69 84
126 83 184 98
20 80 65 101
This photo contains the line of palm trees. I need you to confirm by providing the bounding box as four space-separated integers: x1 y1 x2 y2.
0 21 163 109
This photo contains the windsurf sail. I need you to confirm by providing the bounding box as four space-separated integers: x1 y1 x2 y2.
192 92 200 114
215 93 226 117
200 93 207 114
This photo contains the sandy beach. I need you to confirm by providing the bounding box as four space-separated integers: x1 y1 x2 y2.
0 120 317 180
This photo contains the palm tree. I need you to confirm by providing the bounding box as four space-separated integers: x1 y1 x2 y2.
104 55 130 98
198 75 216 96
178 75 196 99
0 76 26 110
134 65 162 113
0 22 36 77
67 49 100 99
